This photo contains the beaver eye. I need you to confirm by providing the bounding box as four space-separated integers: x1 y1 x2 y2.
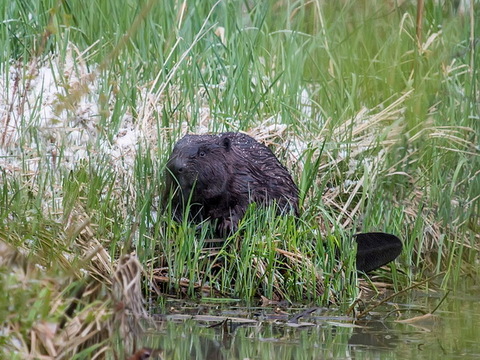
199 151 206 157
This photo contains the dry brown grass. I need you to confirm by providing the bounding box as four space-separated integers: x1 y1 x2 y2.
0 213 156 359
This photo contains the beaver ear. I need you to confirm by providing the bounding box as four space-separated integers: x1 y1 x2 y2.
221 136 232 151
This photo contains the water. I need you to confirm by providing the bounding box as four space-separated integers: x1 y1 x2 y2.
131 285 480 359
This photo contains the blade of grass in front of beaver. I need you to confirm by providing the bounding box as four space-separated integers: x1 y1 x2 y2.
298 141 325 210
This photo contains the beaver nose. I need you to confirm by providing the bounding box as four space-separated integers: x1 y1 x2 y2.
168 158 186 175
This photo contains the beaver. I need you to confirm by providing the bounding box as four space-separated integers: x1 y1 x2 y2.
164 132 299 235
164 132 402 272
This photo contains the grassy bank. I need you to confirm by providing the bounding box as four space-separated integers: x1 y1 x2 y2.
0 0 478 358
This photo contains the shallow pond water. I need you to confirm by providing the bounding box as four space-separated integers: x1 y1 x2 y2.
132 284 480 359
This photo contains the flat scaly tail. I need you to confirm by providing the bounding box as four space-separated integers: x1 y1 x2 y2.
354 232 402 273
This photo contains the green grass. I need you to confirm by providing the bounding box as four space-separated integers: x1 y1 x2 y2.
0 0 478 357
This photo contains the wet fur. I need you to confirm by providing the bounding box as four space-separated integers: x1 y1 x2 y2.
165 132 299 234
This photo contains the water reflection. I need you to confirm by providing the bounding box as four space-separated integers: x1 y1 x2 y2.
348 320 399 349
128 288 480 359
185 336 225 360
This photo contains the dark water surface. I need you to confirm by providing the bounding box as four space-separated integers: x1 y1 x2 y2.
138 284 480 359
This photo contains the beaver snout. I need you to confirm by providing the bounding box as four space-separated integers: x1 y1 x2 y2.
167 157 198 190
167 157 187 175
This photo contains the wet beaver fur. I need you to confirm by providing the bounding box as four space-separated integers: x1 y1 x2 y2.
165 132 298 235
164 132 402 272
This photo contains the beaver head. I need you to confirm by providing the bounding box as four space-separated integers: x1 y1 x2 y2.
166 134 233 202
